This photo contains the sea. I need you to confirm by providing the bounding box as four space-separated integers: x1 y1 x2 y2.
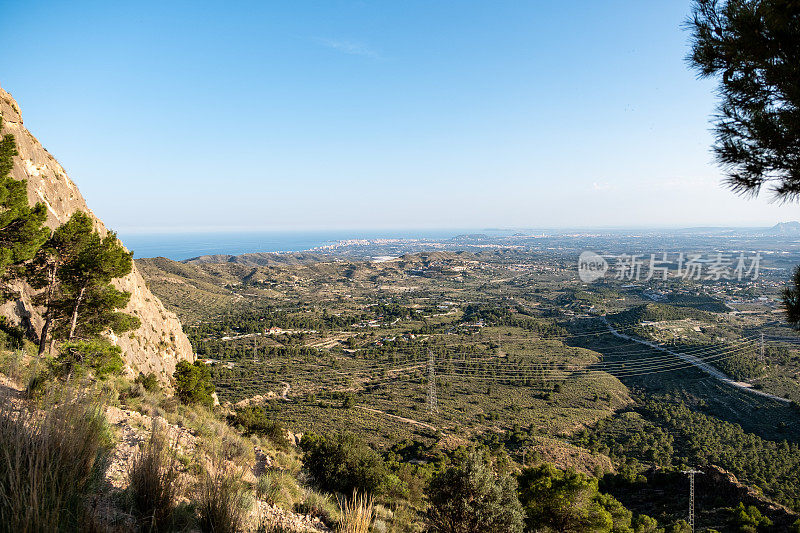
118 229 481 261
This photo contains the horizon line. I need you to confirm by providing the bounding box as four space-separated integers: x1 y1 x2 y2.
116 222 800 235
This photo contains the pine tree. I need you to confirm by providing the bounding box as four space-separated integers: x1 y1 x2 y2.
0 118 48 279
426 450 524 533
30 212 139 350
173 360 216 408
518 463 621 532
688 1 800 327
30 212 90 354
688 0 800 199
782 265 800 329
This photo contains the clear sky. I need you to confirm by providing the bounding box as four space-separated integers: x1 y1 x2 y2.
1 1 797 232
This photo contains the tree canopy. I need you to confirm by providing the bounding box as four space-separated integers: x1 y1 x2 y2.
783 265 800 328
173 360 216 408
426 450 524 533
29 212 138 348
0 119 47 279
518 464 627 533
688 0 800 199
50 339 125 379
689 1 800 328
299 432 393 496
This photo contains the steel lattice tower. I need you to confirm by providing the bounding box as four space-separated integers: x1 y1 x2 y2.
682 469 702 532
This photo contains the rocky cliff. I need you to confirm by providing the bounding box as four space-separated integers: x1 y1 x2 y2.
0 84 193 380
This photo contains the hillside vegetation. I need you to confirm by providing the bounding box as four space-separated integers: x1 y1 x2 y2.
132 252 800 531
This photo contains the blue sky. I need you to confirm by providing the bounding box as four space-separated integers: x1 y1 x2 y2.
1 1 797 232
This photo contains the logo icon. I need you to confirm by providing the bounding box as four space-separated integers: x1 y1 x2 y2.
578 251 608 282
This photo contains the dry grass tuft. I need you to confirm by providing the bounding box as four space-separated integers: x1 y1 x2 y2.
0 395 110 531
196 462 251 533
256 470 303 509
336 491 374 533
297 488 340 525
128 420 182 531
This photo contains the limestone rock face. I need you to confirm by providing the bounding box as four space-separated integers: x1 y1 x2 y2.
0 84 193 380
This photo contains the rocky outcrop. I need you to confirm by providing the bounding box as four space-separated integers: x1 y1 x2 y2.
703 465 798 524
0 84 193 380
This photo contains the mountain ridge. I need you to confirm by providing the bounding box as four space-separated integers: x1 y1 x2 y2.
0 84 193 380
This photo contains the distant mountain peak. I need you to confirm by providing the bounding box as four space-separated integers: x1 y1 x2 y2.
770 221 800 234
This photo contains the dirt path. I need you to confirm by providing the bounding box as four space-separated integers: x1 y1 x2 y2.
355 405 438 431
0 374 25 410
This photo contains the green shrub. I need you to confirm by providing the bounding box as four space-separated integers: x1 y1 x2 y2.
426 449 524 533
272 450 303 475
54 339 125 379
632 514 660 533
135 372 160 392
173 360 215 407
231 406 289 449
0 348 26 383
341 394 356 409
0 318 24 351
728 502 772 532
300 432 392 496
26 368 51 398
296 489 339 524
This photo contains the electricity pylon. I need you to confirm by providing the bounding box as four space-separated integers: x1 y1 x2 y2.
427 350 438 413
682 469 702 532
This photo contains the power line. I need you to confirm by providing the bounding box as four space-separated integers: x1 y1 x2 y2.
439 342 757 376
444 336 758 369
211 327 778 406
213 338 759 387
